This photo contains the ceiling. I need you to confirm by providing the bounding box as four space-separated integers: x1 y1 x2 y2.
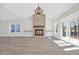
0 3 77 20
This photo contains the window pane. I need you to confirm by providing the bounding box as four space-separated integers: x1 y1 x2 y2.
11 29 15 32
16 25 20 28
11 24 15 32
15 24 20 32
16 29 20 32
11 24 15 29
70 20 75 38
63 21 70 37
78 20 79 39
63 23 66 37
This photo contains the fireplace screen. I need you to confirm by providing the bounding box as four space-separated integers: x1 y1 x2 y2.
35 29 43 36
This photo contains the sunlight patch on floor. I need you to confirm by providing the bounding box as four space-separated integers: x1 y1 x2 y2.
64 47 79 51
53 40 72 47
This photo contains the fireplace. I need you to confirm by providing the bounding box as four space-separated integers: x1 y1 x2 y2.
35 29 43 36
33 5 45 36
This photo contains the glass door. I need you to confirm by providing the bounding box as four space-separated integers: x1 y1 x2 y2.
62 18 79 45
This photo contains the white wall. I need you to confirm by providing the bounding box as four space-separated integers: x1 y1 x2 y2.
0 3 76 36
0 17 54 36
0 18 33 36
0 3 55 36
0 16 54 36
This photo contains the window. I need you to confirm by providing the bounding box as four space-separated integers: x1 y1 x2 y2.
11 24 20 32
54 22 58 34
63 21 70 37
56 24 58 33
62 19 79 40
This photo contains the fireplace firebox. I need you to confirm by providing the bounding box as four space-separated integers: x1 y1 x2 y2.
35 29 43 36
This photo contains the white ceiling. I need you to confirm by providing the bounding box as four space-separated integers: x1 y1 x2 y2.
0 3 77 20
